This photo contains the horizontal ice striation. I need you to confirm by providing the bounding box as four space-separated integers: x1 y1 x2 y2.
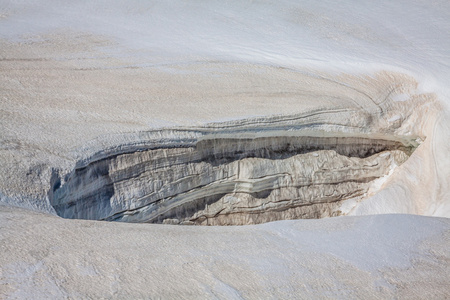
50 124 418 225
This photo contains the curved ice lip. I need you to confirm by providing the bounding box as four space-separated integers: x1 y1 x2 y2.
73 109 422 170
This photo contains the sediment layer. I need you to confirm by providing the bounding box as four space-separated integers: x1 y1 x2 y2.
51 132 415 225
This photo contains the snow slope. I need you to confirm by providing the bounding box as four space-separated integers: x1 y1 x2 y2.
1 0 450 298
1 205 449 298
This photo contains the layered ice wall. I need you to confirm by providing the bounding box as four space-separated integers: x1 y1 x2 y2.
51 133 413 225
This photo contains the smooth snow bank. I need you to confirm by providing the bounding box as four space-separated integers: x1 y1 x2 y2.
1 205 449 299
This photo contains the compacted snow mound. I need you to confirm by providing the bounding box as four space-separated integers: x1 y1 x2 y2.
1 205 449 299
